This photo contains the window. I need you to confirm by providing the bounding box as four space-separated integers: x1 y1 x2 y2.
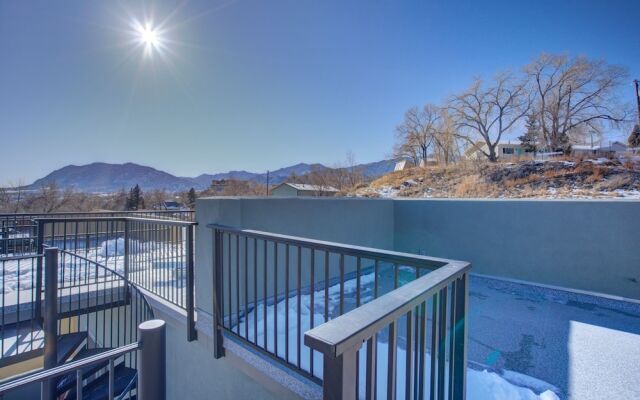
502 147 515 154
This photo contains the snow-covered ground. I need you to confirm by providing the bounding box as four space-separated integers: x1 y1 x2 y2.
1 238 187 305
234 271 559 400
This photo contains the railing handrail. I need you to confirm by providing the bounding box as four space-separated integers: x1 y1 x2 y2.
208 224 457 269
304 261 470 358
0 210 193 217
55 248 155 320
0 254 42 262
34 216 196 226
0 342 139 393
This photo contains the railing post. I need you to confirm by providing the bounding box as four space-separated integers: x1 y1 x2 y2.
42 247 58 400
322 348 358 400
138 319 166 400
211 229 224 358
186 224 197 341
452 272 468 400
124 220 130 281
34 220 45 323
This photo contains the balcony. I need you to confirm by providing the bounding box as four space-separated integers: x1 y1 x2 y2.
0 199 639 400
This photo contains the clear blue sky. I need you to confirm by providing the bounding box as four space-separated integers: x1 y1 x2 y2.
1 0 638 184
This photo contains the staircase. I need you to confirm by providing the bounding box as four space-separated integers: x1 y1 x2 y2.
0 247 154 399
54 332 137 400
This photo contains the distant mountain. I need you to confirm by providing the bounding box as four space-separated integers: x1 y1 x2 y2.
28 159 398 193
30 162 194 193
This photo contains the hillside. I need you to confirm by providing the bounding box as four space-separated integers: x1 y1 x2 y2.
28 159 397 193
30 162 194 193
353 157 640 199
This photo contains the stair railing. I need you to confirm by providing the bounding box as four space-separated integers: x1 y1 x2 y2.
0 320 166 400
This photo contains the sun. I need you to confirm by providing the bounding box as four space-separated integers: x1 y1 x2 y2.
131 20 164 56
139 24 159 47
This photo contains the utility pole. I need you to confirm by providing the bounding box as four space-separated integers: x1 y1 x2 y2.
266 170 270 196
634 79 640 124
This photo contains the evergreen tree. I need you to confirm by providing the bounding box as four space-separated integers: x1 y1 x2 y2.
187 188 197 209
125 184 144 211
628 124 640 148
518 113 541 155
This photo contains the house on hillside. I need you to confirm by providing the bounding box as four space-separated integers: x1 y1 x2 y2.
394 160 414 171
162 200 188 211
270 183 339 197
572 141 628 157
464 141 532 160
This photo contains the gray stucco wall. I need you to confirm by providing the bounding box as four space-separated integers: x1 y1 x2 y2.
394 199 640 300
197 197 640 301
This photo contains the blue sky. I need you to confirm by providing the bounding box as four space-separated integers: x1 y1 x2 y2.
1 0 638 184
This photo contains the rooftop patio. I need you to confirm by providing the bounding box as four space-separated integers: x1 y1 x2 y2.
0 199 638 400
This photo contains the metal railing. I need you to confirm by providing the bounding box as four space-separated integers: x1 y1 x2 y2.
0 253 42 361
0 210 194 258
0 319 167 400
208 225 470 399
35 217 197 340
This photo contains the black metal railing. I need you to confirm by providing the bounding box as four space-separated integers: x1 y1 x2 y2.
0 210 194 258
208 224 470 399
35 217 197 340
0 253 42 361
0 318 167 400
54 248 155 354
305 262 469 400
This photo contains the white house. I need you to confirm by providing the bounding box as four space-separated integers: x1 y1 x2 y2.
394 160 415 171
162 200 188 211
464 141 532 160
572 141 628 157
270 183 339 197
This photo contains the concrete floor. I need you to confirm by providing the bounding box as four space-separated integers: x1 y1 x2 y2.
467 275 640 400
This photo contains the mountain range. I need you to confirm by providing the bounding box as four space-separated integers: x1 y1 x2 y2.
28 159 397 193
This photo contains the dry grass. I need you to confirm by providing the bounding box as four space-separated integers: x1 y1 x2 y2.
354 157 640 199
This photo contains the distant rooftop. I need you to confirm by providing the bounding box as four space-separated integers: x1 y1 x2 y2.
280 183 339 192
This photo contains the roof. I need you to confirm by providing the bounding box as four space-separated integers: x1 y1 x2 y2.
572 145 600 150
277 183 339 192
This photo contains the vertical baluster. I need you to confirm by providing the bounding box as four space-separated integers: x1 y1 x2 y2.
296 245 302 369
309 248 315 376
437 288 447 400
406 310 413 400
365 334 377 400
227 233 232 329
430 293 439 400
387 322 397 400
452 273 468 400
339 254 344 315
417 301 426 400
263 239 267 350
245 236 249 341
273 241 278 357
374 260 379 299
324 251 329 324
236 235 240 336
253 237 258 345
448 282 457 400
285 243 289 363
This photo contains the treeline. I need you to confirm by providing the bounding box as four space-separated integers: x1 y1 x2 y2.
395 53 632 163
0 182 197 213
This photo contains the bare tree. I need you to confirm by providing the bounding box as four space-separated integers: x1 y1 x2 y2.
432 109 461 165
450 73 530 162
394 105 441 165
525 53 629 150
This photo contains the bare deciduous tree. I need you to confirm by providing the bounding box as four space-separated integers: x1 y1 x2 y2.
450 73 530 162
525 53 629 151
394 105 441 165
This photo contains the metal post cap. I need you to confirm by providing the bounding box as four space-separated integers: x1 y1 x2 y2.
139 319 166 331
